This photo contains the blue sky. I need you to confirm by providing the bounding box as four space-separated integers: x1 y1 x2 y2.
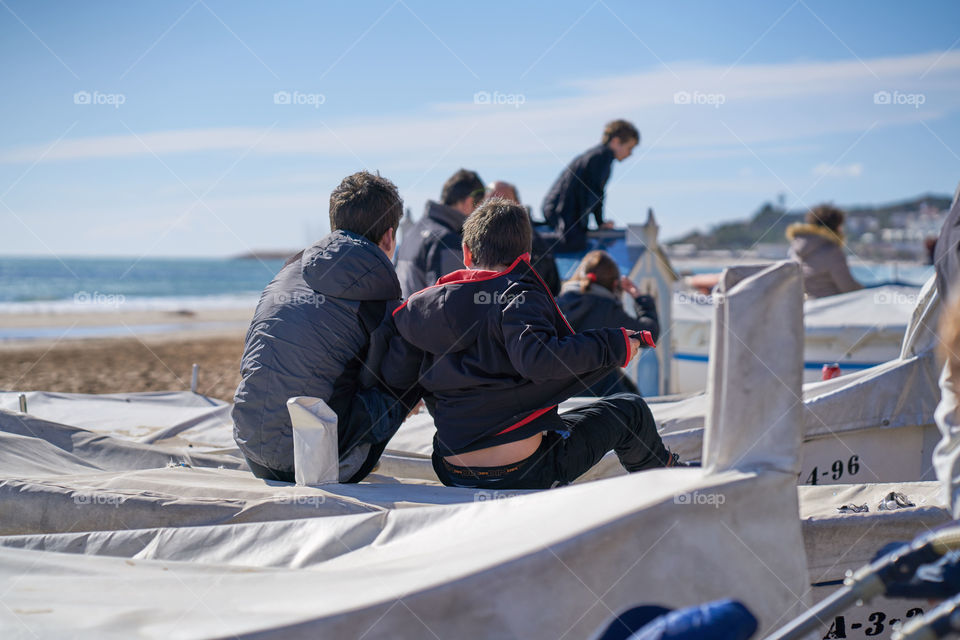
1 0 959 257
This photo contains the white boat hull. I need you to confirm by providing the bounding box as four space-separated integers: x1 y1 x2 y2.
671 284 921 393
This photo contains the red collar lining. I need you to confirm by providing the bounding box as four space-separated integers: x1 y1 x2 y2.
393 253 530 316
391 252 574 337
436 253 530 285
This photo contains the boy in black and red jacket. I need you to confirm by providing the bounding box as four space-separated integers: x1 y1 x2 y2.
382 197 679 490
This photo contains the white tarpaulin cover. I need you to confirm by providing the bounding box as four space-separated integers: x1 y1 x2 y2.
0 261 824 638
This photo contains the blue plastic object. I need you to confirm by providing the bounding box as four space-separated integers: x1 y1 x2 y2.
598 599 757 640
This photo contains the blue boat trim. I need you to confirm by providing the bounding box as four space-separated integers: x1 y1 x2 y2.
672 353 711 363
673 352 882 371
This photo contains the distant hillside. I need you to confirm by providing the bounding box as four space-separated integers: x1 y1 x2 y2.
232 250 299 261
669 194 952 250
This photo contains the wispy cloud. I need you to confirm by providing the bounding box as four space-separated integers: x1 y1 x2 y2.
1 51 958 166
812 162 863 178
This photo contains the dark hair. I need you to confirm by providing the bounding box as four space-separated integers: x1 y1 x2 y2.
569 250 620 293
441 169 485 207
462 197 532 268
602 119 640 145
329 171 403 244
806 204 845 233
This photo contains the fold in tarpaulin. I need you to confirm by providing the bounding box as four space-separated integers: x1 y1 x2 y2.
0 470 806 639
0 416 812 637
0 389 237 451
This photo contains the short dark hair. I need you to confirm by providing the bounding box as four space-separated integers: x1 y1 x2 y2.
329 171 403 243
602 119 640 145
441 169 485 207
806 204 845 232
462 197 532 268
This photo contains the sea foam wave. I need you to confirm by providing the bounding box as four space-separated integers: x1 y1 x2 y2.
0 293 261 315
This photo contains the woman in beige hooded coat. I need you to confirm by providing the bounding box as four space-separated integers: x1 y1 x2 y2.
786 204 863 298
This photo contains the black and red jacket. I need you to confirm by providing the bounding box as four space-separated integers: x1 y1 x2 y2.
381 254 632 457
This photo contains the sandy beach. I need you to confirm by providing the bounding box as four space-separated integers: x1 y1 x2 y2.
0 308 253 402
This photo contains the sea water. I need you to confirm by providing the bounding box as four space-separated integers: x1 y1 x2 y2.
4 253 931 313
556 254 934 287
0 256 289 340
0 256 287 313
0 253 935 342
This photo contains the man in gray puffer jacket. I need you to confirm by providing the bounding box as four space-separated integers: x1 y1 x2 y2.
233 171 412 483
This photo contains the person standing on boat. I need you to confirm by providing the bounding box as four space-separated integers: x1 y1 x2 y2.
541 120 640 253
786 204 863 298
382 198 682 491
486 180 561 295
932 183 960 518
233 171 413 484
395 168 485 298
556 250 660 396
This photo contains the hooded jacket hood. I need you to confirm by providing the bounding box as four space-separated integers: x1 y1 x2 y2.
301 230 401 301
786 222 862 298
424 200 467 233
786 223 844 260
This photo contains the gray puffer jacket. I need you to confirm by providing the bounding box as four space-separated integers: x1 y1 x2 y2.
232 230 401 472
787 223 862 298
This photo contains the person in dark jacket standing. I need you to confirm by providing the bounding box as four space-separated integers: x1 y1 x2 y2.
233 171 409 483
557 250 659 396
542 120 640 252
395 168 485 297
382 198 680 491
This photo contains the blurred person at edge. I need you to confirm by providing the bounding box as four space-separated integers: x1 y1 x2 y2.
486 180 561 295
395 168 485 298
542 119 639 253
557 250 660 397
933 182 960 518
